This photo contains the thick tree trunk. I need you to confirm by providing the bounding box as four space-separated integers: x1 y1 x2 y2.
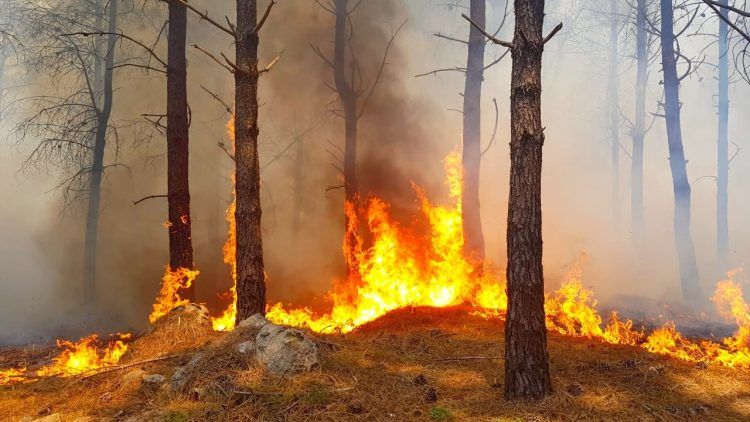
462 0 486 270
631 0 647 244
234 0 266 322
716 0 729 273
504 0 553 401
83 0 116 304
333 0 360 276
659 0 702 304
608 0 620 228
167 0 195 300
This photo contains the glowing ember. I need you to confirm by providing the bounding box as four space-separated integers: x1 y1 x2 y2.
0 333 131 385
149 267 200 323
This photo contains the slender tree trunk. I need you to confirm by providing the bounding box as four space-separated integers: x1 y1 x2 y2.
462 0 486 271
167 0 195 300
504 0 553 401
333 0 360 276
234 0 266 321
83 0 116 304
632 0 647 244
659 0 702 304
716 0 729 273
608 0 620 228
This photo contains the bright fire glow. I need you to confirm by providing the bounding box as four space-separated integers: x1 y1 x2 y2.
149 267 200 323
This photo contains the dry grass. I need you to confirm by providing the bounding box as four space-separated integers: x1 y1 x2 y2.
1 306 750 421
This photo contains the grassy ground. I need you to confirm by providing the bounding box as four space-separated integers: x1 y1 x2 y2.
1 306 749 421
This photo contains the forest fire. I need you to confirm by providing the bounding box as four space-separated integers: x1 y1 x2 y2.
0 334 131 385
149 267 200 323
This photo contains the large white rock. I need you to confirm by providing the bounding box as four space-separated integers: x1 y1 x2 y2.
255 324 320 376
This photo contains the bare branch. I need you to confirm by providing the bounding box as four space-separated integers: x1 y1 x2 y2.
172 0 235 37
461 13 514 49
192 44 234 73
133 194 167 205
543 23 564 44
254 0 277 33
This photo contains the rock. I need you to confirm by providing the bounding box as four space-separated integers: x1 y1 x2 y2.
413 374 427 386
347 399 365 414
255 324 320 376
566 382 583 396
237 340 256 355
238 313 268 329
189 387 206 401
31 414 62 422
171 353 204 391
423 386 438 402
142 374 166 384
121 369 146 387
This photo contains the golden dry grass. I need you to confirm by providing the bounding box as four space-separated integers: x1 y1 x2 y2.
1 306 750 421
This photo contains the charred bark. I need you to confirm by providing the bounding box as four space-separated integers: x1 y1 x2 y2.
167 0 195 299
234 0 266 321
659 0 702 304
631 0 648 244
462 0 486 271
333 0 360 276
83 0 116 304
717 0 729 273
504 0 553 401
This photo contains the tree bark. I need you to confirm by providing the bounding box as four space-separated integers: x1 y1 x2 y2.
631 0 647 245
716 0 729 273
462 0 486 271
83 0 116 304
167 0 195 300
608 0 620 228
659 0 702 304
504 0 553 401
234 0 266 322
333 0 360 277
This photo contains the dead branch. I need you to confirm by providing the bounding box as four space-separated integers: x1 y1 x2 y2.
414 67 466 78
62 31 167 68
434 32 468 44
132 194 168 205
254 0 277 33
359 19 408 118
461 14 514 49
83 354 181 379
259 50 284 74
172 0 235 38
218 141 236 162
434 356 504 362
200 85 232 115
481 98 499 156
543 23 564 44
192 44 234 73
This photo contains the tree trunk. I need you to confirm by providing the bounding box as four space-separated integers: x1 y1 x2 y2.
608 0 620 228
83 0 116 304
234 0 266 322
631 0 647 245
292 136 305 238
504 0 553 401
659 0 702 304
462 0 486 271
716 0 729 273
333 0 360 277
167 0 195 300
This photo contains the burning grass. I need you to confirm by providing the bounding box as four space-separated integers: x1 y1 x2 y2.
1 307 749 421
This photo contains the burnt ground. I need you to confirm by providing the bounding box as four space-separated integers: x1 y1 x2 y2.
1 306 749 421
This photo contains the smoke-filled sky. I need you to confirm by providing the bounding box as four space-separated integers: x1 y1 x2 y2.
0 0 748 343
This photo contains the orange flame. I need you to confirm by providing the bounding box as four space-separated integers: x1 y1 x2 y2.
149 267 200 324
0 333 131 385
211 115 238 331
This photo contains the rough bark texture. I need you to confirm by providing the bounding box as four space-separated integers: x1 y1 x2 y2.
83 0 116 303
659 0 702 304
716 0 729 273
167 0 195 300
333 0 360 277
235 0 266 321
608 0 620 228
462 0 486 270
504 0 553 401
631 0 647 245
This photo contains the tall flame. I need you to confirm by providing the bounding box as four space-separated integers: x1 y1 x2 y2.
211 115 238 331
149 267 200 323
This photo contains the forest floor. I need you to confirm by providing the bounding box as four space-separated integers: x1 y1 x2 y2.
1 306 749 422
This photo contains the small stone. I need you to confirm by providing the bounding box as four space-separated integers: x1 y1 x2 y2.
237 340 256 355
122 369 146 387
347 399 365 414
413 374 427 386
142 374 166 384
255 324 320 376
566 382 583 396
424 386 438 402
238 313 268 329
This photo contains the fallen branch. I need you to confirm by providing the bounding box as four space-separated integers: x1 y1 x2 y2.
434 355 504 362
83 354 181 379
